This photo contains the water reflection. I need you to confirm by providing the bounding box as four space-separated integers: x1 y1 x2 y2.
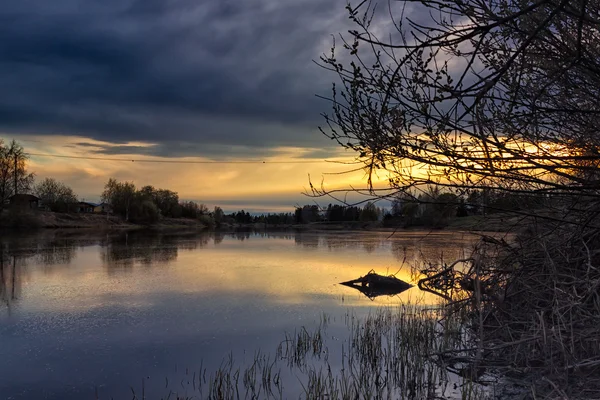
0 230 478 310
340 270 413 301
0 229 483 400
0 253 19 310
102 232 187 267
0 233 80 266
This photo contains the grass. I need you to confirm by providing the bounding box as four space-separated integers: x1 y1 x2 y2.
126 305 490 400
119 219 600 399
416 218 600 399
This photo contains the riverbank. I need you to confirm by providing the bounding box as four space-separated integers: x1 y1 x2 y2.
0 210 210 231
0 209 520 233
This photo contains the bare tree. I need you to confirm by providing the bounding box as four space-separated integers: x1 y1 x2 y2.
317 0 600 212
0 140 34 204
101 178 136 222
318 1 600 396
34 178 78 212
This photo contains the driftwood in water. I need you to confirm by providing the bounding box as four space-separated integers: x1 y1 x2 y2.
340 269 413 300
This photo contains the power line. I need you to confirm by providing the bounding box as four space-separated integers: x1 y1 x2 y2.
26 152 332 164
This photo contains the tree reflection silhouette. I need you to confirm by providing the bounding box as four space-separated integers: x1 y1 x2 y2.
294 232 320 248
0 250 21 311
0 230 482 308
101 231 212 269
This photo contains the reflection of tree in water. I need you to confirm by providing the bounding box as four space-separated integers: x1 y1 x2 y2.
0 232 90 310
214 231 225 245
0 234 79 267
321 235 345 250
391 241 409 264
101 231 218 270
35 239 78 265
0 230 240 306
294 232 386 253
0 233 88 310
0 249 22 310
361 238 381 254
104 232 178 268
389 235 476 277
250 231 295 241
233 231 252 241
294 232 320 248
289 231 478 274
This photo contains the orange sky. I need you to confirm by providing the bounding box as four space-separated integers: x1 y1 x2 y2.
6 134 392 213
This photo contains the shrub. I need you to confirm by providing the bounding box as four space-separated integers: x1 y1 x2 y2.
131 200 160 225
198 214 215 229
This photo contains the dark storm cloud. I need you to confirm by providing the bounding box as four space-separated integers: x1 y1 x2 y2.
69 141 286 159
67 140 344 161
0 0 359 156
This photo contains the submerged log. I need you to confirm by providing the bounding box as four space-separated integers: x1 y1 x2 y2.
340 270 413 300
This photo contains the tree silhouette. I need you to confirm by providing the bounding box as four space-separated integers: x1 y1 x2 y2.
0 140 34 204
316 1 600 216
316 2 600 395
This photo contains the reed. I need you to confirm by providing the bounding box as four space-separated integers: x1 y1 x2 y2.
132 304 489 400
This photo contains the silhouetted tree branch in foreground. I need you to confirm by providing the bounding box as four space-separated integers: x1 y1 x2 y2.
317 1 600 396
316 0 599 211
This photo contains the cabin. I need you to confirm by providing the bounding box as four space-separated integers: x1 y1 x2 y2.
8 194 40 210
76 202 112 214
93 203 112 214
76 201 96 213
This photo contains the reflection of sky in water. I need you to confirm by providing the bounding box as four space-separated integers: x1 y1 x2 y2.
0 230 479 399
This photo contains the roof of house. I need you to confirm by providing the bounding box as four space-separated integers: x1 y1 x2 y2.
78 201 100 207
9 194 39 201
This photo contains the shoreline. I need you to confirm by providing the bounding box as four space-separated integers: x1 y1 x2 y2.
0 210 517 234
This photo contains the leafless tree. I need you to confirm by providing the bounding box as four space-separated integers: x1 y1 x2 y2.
34 178 78 212
0 140 34 204
317 0 600 215
318 1 600 396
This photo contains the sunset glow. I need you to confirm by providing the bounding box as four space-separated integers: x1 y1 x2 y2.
4 135 393 212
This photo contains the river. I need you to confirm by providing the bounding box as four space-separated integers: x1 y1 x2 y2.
0 229 480 399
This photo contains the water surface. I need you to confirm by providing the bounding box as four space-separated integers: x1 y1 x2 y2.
0 229 479 399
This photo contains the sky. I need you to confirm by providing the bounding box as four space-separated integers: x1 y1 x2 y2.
0 0 402 213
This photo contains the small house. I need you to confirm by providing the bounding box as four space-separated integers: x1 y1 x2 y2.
9 194 40 210
93 203 112 214
77 201 97 213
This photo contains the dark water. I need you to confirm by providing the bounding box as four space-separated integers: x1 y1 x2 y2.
0 229 478 399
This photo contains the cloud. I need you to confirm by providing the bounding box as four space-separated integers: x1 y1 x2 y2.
0 1 438 210
18 134 389 211
0 0 358 156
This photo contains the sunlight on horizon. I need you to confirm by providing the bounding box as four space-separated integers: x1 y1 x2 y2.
14 231 474 312
3 134 397 211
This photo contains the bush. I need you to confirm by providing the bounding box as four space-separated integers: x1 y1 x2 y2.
418 217 600 397
198 214 215 229
130 200 160 225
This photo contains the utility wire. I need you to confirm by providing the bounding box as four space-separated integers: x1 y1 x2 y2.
26 152 333 164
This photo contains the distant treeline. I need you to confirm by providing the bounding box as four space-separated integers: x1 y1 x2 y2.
294 203 383 224
0 140 547 229
247 187 549 229
224 202 384 226
385 186 549 228
225 211 295 225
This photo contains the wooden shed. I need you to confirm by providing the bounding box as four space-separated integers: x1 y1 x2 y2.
9 194 40 210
